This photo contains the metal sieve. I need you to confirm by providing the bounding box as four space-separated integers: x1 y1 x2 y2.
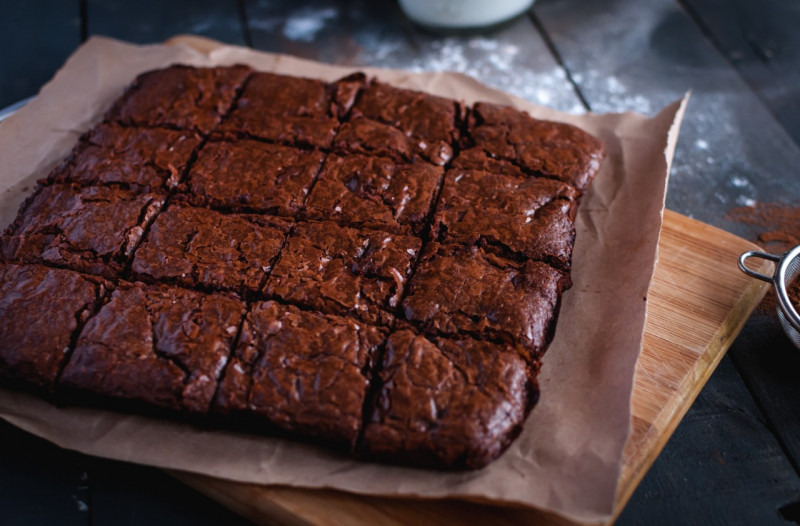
739 244 800 349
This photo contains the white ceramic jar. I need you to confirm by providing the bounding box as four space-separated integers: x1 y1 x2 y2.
398 0 536 30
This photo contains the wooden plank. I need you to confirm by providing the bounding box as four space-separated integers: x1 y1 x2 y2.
618 358 800 526
242 0 584 112
680 0 800 146
86 0 246 45
614 212 781 513
0 1 81 108
729 314 800 471
531 0 800 239
172 209 775 525
88 458 252 526
0 420 89 526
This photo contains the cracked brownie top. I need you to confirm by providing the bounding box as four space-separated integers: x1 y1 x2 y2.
0 64 605 470
60 281 246 414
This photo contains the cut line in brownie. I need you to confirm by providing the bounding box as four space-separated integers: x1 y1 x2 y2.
0 183 165 278
401 243 568 356
467 102 604 192
433 158 579 269
131 204 291 296
60 281 246 414
0 263 109 392
0 65 608 471
49 123 203 191
217 72 365 148
183 138 325 217
336 80 460 166
214 300 387 449
304 154 444 235
359 330 537 470
264 221 422 325
106 65 252 134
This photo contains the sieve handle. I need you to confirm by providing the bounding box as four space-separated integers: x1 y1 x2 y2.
738 250 779 283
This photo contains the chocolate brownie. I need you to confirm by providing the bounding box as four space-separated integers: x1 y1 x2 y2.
265 221 421 325
0 66 608 470
215 301 386 448
0 184 164 278
218 72 364 148
304 154 444 235
0 263 108 391
50 123 202 191
106 65 252 134
333 118 415 162
360 330 537 469
184 139 325 217
401 243 567 355
433 162 578 268
467 102 604 191
60 282 245 414
131 204 290 295
337 80 459 166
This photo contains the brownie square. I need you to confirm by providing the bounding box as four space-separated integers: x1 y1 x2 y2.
0 184 164 278
360 330 536 469
184 139 325 217
131 205 290 295
106 65 252 134
304 154 444 235
215 301 386 448
265 221 421 325
335 81 459 166
0 263 108 391
433 160 578 268
401 243 567 354
60 282 245 414
467 102 604 191
50 123 202 191
218 72 364 148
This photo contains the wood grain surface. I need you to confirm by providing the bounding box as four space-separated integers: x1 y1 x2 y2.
680 0 800 145
170 209 772 526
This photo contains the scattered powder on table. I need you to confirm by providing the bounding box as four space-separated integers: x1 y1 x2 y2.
726 202 800 314
726 202 800 251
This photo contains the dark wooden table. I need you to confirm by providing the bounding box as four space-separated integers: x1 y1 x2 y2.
2 1 799 524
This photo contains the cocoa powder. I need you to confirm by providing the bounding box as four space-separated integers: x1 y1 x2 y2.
789 279 800 311
726 202 800 314
726 202 800 252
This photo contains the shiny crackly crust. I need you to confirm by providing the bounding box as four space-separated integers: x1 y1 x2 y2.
265 221 421 325
339 80 460 166
401 243 569 355
49 123 202 191
433 157 578 269
304 153 444 235
0 65 607 471
184 138 325 217
105 64 252 134
0 183 164 278
215 300 386 449
0 262 108 392
60 281 245 414
132 204 290 295
217 71 366 148
468 102 605 192
359 330 538 469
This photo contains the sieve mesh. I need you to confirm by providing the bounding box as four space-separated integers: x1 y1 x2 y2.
777 250 800 348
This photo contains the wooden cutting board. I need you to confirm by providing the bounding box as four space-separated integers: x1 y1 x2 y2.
167 210 771 525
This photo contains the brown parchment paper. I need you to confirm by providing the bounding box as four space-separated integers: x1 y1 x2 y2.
0 36 687 524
